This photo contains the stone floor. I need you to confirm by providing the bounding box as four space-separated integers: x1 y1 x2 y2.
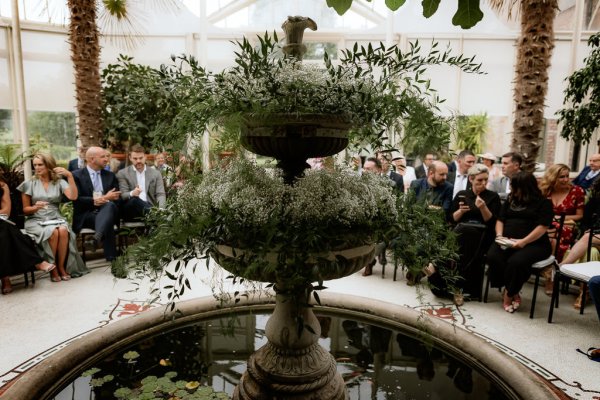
0 256 599 399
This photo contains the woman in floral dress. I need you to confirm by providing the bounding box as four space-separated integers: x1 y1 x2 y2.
539 163 585 293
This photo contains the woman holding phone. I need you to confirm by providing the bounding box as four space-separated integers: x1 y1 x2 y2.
18 153 88 281
426 164 501 303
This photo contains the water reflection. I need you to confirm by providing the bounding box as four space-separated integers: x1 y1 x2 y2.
54 312 508 399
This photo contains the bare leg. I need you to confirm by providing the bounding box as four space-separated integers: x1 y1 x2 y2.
560 232 600 265
56 226 70 279
48 229 60 281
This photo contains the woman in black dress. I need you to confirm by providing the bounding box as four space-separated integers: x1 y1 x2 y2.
487 172 553 313
0 178 55 294
427 164 500 302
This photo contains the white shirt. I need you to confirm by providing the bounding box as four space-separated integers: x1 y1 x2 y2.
452 173 468 198
133 165 147 202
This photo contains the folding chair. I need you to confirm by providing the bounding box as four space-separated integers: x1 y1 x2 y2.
548 222 600 323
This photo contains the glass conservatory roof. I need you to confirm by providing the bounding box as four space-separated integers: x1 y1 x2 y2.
1 0 597 34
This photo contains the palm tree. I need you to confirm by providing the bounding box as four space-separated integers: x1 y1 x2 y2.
491 0 558 172
67 0 102 148
67 0 178 148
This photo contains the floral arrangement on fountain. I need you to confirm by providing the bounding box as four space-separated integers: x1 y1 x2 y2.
113 16 476 400
152 27 482 156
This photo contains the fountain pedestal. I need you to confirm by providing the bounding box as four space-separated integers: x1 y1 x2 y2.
234 291 346 400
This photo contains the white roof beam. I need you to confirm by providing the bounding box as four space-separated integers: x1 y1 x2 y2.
207 0 256 24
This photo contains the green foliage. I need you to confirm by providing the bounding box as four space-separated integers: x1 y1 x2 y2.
391 192 458 282
325 0 484 29
400 97 452 158
101 55 185 151
0 144 27 191
454 112 488 154
150 32 481 153
557 32 600 145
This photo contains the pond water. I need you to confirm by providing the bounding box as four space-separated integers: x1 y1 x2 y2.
53 311 509 399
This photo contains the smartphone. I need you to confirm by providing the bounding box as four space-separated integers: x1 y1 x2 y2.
457 194 466 203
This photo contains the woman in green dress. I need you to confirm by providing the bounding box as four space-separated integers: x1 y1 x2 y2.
18 153 89 280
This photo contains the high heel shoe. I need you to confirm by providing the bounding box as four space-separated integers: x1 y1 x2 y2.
503 290 514 313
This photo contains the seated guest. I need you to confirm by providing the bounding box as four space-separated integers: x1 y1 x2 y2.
558 177 600 308
106 150 123 173
572 153 600 191
72 146 121 262
539 163 585 294
415 153 435 180
117 145 166 221
375 153 404 192
409 160 453 219
361 158 396 276
489 152 523 201
487 172 553 313
68 144 87 172
18 153 88 281
448 150 476 198
391 154 417 191
1 178 55 293
427 164 501 302
477 152 501 189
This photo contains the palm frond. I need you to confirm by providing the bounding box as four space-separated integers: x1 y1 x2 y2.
488 0 520 20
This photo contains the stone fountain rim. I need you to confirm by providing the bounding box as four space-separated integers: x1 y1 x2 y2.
1 292 563 400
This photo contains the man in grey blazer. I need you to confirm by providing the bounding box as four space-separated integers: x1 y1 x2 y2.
117 145 166 221
489 152 522 201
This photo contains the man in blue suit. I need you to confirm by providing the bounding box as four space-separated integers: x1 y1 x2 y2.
72 147 121 262
572 153 600 190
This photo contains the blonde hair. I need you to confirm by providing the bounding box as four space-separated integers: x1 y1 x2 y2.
467 163 489 177
539 163 570 197
32 153 60 183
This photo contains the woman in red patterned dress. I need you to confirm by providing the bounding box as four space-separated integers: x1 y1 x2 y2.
539 163 585 293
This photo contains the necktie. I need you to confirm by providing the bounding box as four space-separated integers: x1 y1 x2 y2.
92 171 102 193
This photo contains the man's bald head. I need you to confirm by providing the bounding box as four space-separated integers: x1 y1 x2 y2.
86 146 109 171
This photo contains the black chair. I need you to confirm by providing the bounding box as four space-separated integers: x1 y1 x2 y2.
484 214 565 319
548 221 600 323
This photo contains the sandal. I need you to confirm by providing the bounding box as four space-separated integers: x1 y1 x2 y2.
512 294 522 310
453 291 464 307
35 261 56 273
362 259 375 276
423 263 436 277
503 290 514 313
576 347 600 362
61 275 72 281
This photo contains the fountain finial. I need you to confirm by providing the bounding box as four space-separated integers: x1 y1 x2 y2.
281 16 317 60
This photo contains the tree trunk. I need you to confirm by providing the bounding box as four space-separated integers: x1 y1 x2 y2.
511 0 558 172
67 0 103 148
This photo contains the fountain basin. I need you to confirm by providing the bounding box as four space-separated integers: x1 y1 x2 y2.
1 293 562 399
